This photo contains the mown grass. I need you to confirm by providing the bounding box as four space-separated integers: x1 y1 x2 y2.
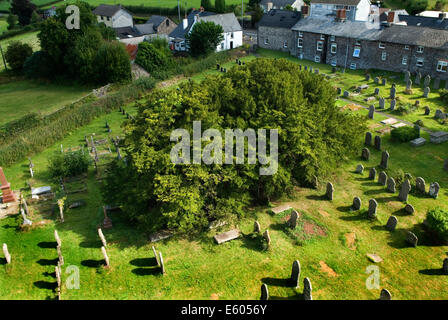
1 59 448 300
0 31 40 72
0 16 7 34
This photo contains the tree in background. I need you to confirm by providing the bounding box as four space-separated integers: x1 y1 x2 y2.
30 10 42 24
6 13 18 30
135 39 173 73
433 0 446 10
201 0 213 11
10 0 36 25
4 40 32 71
215 0 226 13
406 0 428 15
250 4 264 27
185 21 224 56
93 41 132 84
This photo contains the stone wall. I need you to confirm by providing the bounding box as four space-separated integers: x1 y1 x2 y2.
258 26 296 54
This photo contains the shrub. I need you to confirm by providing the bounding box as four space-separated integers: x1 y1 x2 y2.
185 20 224 56
93 41 132 85
426 208 448 241
4 40 33 71
415 119 424 127
134 76 157 90
439 88 448 104
135 40 173 73
23 50 54 78
48 149 91 179
391 126 420 142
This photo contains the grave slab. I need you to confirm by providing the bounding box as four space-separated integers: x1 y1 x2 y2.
214 229 240 244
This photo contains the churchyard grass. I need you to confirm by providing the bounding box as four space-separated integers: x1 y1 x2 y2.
0 16 7 34
1 61 448 299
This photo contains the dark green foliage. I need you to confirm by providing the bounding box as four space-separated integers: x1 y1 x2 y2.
250 4 264 26
215 0 226 12
201 0 213 10
6 13 18 30
426 208 448 241
433 0 446 10
93 41 132 85
10 0 36 26
23 50 53 78
406 0 428 15
102 58 366 234
186 21 224 56
391 126 420 143
48 149 91 179
98 22 116 41
30 10 42 24
135 40 173 73
4 40 32 71
439 88 448 105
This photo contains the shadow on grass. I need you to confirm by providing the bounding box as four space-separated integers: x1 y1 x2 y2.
33 280 57 290
43 271 56 278
305 194 327 201
336 205 352 213
371 225 388 232
79 240 102 249
269 294 302 300
364 188 388 196
391 208 411 217
339 212 369 222
38 241 58 249
418 268 446 276
129 257 157 267
36 258 59 266
2 224 16 230
240 233 266 252
354 177 370 182
361 181 380 187
0 258 7 265
81 259 104 268
131 267 161 276
261 277 293 288
375 196 398 203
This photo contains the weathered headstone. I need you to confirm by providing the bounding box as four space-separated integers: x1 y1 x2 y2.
2 243 11 264
404 71 410 83
159 251 165 274
379 289 392 300
374 135 381 151
382 78 387 86
390 99 396 111
368 105 375 119
429 182 440 199
415 100 420 108
366 74 371 81
326 182 334 201
287 210 299 229
424 106 430 115
214 229 240 244
365 132 372 146
369 168 376 180
303 278 312 300
54 230 61 247
406 231 418 247
356 164 364 174
101 246 109 267
20 208 32 226
263 230 271 246
424 74 431 87
378 97 385 109
374 77 379 84
361 148 370 161
398 179 411 202
406 78 412 91
337 87 342 95
290 260 301 288
378 171 387 186
405 204 415 215
415 72 421 85
254 221 261 233
343 90 349 98
390 86 396 99
386 216 398 231
423 86 430 98
368 199 378 219
352 197 361 211
374 88 380 96
98 228 107 248
434 109 446 119
415 177 426 194
380 151 389 169
386 177 396 193
260 284 269 300
152 246 160 267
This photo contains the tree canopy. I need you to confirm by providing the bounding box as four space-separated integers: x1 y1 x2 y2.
10 0 36 26
215 0 226 13
185 20 224 56
102 58 366 234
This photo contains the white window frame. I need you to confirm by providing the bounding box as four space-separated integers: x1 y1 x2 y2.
381 51 387 61
416 58 424 67
353 47 361 58
437 60 448 72
404 45 410 50
298 31 303 37
350 63 356 70
314 55 321 63
330 43 337 54
317 40 324 52
330 35 335 42
379 42 385 49
331 59 337 66
283 40 288 48
417 46 424 53
402 56 408 65
320 34 325 40
264 38 269 45
297 38 303 48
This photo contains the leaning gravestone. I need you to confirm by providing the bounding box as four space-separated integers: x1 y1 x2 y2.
386 177 396 193
405 204 415 215
287 210 299 229
159 251 166 274
356 164 364 174
443 258 448 275
379 289 392 300
260 284 269 300
424 106 430 115
214 229 240 244
423 87 430 98
379 97 385 109
390 86 396 99
352 197 361 211
374 88 380 96
406 79 412 91
415 72 421 85
54 230 61 247
254 221 261 233
369 168 376 180
390 99 396 111
290 260 301 288
303 278 313 300
380 151 389 169
415 177 426 194
368 105 375 119
152 246 160 267
386 216 398 231
98 228 107 248
263 230 271 246
378 171 387 186
406 231 418 247
2 243 11 264
361 148 370 161
374 136 381 151
429 182 440 199
398 179 411 202
424 74 431 87
326 182 334 201
368 199 378 219
435 109 446 119
365 132 372 146
101 246 109 267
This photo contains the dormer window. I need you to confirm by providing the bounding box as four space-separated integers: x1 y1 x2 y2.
379 42 385 49
330 35 335 42
404 45 410 50
417 46 424 53
320 34 325 40
317 41 324 51
298 32 303 37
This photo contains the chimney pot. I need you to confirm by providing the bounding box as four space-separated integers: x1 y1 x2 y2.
387 11 395 23
301 5 309 17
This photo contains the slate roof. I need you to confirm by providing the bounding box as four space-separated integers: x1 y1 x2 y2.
93 4 129 17
310 0 361 5
378 24 448 49
199 13 242 32
398 14 448 30
146 15 167 28
135 24 156 35
169 10 216 39
115 26 141 39
259 9 302 28
260 0 297 6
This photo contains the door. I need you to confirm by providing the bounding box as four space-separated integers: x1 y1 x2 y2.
230 41 233 49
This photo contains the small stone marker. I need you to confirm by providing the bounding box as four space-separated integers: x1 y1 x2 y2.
2 243 11 264
374 77 379 84
434 109 446 119
263 230 271 246
367 253 383 263
424 74 431 87
361 148 370 161
382 78 387 86
410 137 426 147
98 228 107 248
101 246 109 267
355 164 364 174
398 179 411 202
326 182 334 200
424 106 430 115
374 136 381 151
303 277 312 300
443 258 448 275
379 289 392 300
386 216 398 231
380 151 389 169
404 71 410 83
390 86 396 99
386 177 396 193
352 197 361 210
406 231 418 247
214 229 240 244
343 90 349 98
365 132 372 146
337 87 342 95
405 204 414 215
415 177 426 194
406 79 412 91
378 97 385 109
253 221 261 233
368 105 375 119
152 246 160 267
378 171 387 186
429 182 440 199
369 168 376 180
159 251 165 274
287 210 299 229
260 284 269 300
290 260 301 288
271 204 292 215
390 99 396 111
368 199 378 219
423 86 430 98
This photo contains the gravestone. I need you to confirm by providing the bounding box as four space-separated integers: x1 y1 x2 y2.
380 151 389 169
406 79 412 91
214 229 240 244
390 86 396 99
406 231 418 247
57 245 64 266
337 87 342 95
416 177 426 194
287 210 299 229
254 221 261 233
410 137 426 147
365 132 372 146
55 265 61 288
368 105 375 119
404 71 410 83
263 230 271 246
2 243 11 264
356 164 364 174
54 230 61 247
386 177 396 193
0 167 16 203
326 182 334 201
434 109 446 119
378 97 385 109
386 216 398 231
20 208 32 226
343 91 349 98
260 284 269 300
429 182 440 199
309 66 313 73
361 148 370 161
374 77 379 84
434 78 440 89
424 106 430 115
415 72 421 85
398 179 411 202
424 74 431 87
366 74 371 81
382 78 387 86
415 100 420 108
216 64 220 70
379 289 392 300
390 99 396 111
98 228 107 248
374 136 381 151
290 260 301 288
368 199 378 219
303 278 313 300
101 246 110 267
152 246 160 267
369 168 376 180
374 88 380 96
352 197 361 211
443 258 448 275
159 251 165 274
315 69 319 74
378 171 387 186
423 87 430 98
405 204 415 215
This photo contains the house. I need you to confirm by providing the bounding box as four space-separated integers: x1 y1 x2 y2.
114 26 145 45
398 13 448 30
134 15 177 41
259 0 305 13
92 4 134 29
258 9 302 53
417 10 448 18
310 0 371 21
169 8 242 52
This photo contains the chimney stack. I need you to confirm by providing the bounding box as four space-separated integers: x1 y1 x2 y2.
183 18 188 30
335 9 346 22
387 11 395 23
301 5 309 17
200 6 205 12
267 2 273 11
439 12 446 20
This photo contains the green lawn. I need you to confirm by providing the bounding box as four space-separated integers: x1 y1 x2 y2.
1 57 448 300
0 78 92 125
0 31 40 72
0 16 7 34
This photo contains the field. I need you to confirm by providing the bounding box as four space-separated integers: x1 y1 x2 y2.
0 0 61 11
0 31 40 72
1 50 448 300
0 16 7 34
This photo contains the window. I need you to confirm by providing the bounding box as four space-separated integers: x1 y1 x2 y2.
107 17 110 21
402 56 408 65
353 47 361 58
264 38 269 45
437 60 448 72
166 19 170 26
283 40 288 48
417 46 424 53
331 59 337 66
330 43 337 54
298 38 303 48
350 63 356 70
314 56 321 63
320 34 325 40
298 32 303 37
381 52 387 61
330 35 335 41
231 32 234 39
221 42 224 50
379 42 385 49
404 45 410 50
416 58 424 67
317 41 324 51
355 40 361 46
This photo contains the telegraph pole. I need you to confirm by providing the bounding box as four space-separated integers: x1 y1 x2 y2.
0 44 7 71
178 0 181 22
241 0 244 31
